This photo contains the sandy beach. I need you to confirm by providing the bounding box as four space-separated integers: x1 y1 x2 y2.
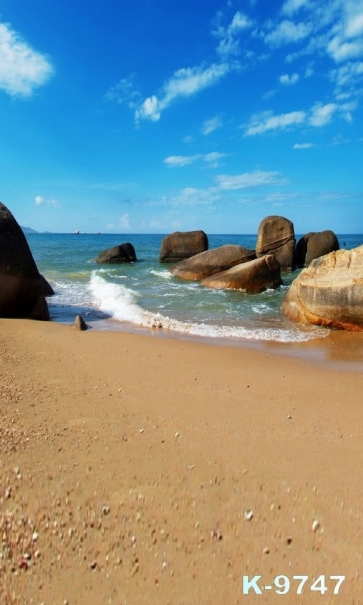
1 319 363 604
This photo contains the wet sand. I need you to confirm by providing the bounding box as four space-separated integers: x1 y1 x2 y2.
1 318 363 604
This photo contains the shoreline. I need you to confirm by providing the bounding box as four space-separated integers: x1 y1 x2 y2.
86 315 363 373
1 318 363 604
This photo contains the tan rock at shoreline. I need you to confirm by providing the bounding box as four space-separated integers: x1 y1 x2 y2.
201 254 282 293
282 245 363 331
170 244 255 281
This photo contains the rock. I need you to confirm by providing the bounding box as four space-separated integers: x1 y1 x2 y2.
0 202 51 320
96 243 136 264
170 245 256 281
295 230 340 267
160 230 208 263
282 246 363 331
40 274 55 296
256 215 295 271
74 315 88 330
201 255 282 294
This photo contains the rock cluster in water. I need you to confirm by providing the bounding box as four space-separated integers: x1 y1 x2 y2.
2 202 361 331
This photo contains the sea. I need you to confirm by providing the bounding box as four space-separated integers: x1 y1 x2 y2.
25 233 363 346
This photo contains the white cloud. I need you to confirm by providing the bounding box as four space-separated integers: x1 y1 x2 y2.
279 72 300 85
279 73 300 86
346 10 363 38
136 94 160 122
201 115 223 135
203 152 227 164
214 11 253 59
216 170 285 190
245 98 355 136
104 75 141 108
309 102 337 126
244 110 306 135
119 213 130 228
281 0 310 17
264 19 312 47
182 135 195 144
328 35 363 62
331 61 363 89
164 155 201 167
169 187 219 207
35 195 57 207
164 152 227 168
0 22 53 97
339 100 358 122
293 142 315 148
135 62 232 123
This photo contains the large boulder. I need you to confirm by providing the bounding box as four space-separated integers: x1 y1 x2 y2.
295 230 339 267
160 230 208 263
201 255 282 294
0 202 51 320
96 243 136 264
282 246 363 331
256 215 295 271
170 245 256 281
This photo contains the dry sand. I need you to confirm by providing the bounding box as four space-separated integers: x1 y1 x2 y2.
1 318 363 604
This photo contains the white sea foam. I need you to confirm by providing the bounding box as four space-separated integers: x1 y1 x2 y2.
89 274 145 323
88 273 327 343
149 269 172 279
251 303 272 315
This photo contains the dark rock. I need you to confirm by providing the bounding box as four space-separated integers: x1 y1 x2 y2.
295 230 340 267
0 202 50 320
201 254 282 294
74 314 88 330
282 246 363 331
256 215 295 271
170 245 256 281
40 274 55 296
160 230 208 263
96 243 136 264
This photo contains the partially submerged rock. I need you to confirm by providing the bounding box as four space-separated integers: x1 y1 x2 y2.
0 201 52 320
282 246 363 331
201 255 282 294
96 243 136 264
160 230 208 263
295 230 339 268
256 215 295 271
170 244 256 281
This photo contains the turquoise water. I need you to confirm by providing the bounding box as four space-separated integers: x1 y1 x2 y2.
26 233 363 344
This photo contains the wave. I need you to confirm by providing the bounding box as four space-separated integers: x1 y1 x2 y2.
88 273 327 343
149 269 172 279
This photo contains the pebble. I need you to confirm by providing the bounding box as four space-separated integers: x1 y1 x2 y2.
312 519 320 533
244 509 254 521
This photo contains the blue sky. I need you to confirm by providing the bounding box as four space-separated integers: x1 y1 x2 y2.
0 0 362 234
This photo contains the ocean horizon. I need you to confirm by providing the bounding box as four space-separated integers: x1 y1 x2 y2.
26 232 363 345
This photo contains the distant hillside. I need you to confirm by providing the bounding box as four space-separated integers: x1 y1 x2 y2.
21 226 38 234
